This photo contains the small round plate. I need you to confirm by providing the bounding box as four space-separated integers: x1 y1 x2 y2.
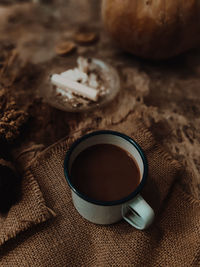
40 58 120 112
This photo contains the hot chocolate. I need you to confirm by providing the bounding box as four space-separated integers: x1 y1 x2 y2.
70 143 141 202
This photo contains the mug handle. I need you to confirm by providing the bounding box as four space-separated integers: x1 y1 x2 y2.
122 194 155 230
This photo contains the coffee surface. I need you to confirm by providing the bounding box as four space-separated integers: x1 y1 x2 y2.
70 144 141 202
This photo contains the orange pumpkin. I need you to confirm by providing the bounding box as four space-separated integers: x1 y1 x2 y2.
102 0 200 59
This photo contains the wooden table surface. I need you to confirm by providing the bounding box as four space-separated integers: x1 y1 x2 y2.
0 0 199 198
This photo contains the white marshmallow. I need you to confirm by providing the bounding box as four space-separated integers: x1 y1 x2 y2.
51 74 99 101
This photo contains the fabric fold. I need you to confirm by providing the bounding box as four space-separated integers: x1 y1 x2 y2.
0 169 55 246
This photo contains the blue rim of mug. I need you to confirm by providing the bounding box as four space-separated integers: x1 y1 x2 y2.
64 130 148 206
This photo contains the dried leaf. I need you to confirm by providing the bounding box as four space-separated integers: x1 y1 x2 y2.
74 32 98 45
55 41 76 56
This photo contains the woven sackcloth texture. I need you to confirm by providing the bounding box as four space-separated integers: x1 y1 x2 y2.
0 117 199 266
0 170 54 247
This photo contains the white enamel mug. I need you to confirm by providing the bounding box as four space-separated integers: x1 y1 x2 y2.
64 130 154 230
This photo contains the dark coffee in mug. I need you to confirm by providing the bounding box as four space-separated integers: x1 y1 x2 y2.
70 144 141 202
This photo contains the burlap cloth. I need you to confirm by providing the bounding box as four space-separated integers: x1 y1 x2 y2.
0 116 199 266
